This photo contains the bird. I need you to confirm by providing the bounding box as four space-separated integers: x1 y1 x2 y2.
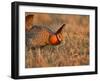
26 24 65 49
25 14 65 67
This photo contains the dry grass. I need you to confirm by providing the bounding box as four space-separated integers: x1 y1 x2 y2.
25 13 89 68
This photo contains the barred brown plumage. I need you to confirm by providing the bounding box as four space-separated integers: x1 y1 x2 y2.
26 24 65 49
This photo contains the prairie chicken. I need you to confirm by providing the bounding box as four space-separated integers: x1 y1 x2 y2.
25 15 65 67
26 24 65 49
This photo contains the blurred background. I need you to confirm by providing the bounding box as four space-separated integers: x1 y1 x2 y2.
25 12 89 68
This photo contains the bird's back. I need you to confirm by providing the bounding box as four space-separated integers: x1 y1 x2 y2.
26 25 53 48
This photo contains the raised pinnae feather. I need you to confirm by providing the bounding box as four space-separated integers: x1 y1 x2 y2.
56 24 65 34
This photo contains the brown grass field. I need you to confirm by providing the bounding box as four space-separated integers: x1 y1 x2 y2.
25 12 89 68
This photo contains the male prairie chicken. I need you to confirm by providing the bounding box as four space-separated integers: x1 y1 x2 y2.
25 15 66 67
26 24 65 49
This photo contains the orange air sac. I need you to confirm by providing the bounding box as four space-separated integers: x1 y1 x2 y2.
49 35 59 45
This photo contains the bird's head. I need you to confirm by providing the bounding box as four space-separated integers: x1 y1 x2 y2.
49 24 65 45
